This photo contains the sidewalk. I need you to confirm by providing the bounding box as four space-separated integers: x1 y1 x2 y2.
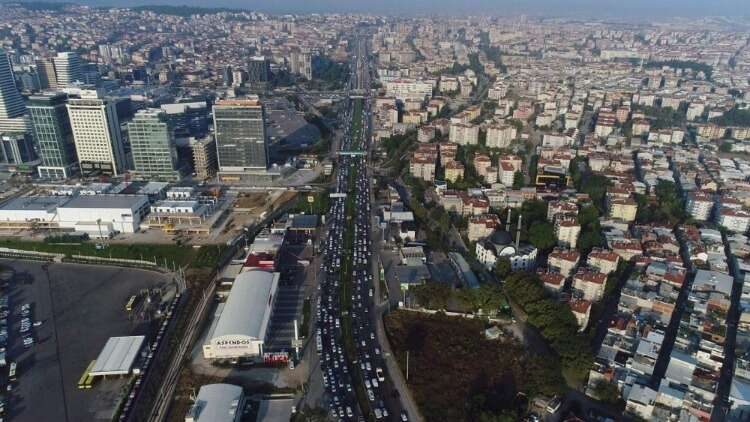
374 305 424 422
372 252 424 422
370 174 424 422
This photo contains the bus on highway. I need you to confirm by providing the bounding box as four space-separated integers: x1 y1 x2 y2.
125 295 137 311
77 360 96 389
8 361 16 381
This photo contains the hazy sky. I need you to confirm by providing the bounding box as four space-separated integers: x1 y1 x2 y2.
32 0 750 18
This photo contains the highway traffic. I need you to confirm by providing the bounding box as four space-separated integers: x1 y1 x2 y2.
314 36 408 422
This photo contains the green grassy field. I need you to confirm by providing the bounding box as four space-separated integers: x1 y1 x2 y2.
0 238 226 269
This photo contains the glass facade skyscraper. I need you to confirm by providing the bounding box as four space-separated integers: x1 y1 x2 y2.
27 92 78 179
127 109 181 181
0 48 25 121
213 98 269 177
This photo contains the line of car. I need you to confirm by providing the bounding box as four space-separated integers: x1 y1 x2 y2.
315 38 407 422
316 96 361 420
0 287 40 419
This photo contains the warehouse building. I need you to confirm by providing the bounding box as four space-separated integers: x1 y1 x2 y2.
185 383 245 422
202 270 280 360
0 194 149 236
0 196 70 229
56 194 150 235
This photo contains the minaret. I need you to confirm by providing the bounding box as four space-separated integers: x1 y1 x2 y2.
515 214 522 250
505 208 512 233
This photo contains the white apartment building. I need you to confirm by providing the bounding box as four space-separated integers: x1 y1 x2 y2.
449 123 479 145
573 269 607 302
716 208 750 233
548 248 580 278
687 191 714 221
383 79 433 102
554 217 581 249
485 124 516 148
498 162 515 187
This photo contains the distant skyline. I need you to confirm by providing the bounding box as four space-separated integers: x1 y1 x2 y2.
15 0 750 18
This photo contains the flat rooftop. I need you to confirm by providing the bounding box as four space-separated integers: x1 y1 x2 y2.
61 194 148 210
90 335 145 376
187 383 244 422
0 196 70 211
256 398 294 422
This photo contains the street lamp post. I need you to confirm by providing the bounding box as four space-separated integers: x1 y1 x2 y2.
96 218 103 245
406 350 410 382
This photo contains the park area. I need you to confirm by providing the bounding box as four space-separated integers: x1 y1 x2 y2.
384 310 565 422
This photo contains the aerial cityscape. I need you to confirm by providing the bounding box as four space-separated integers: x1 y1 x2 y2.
0 1 749 422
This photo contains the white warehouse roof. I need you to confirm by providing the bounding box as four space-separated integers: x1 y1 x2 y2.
186 383 244 422
90 335 145 376
210 270 279 342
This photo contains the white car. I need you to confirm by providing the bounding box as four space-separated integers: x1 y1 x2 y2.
375 367 385 382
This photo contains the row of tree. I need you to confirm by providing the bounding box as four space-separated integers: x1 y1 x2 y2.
504 272 593 383
410 282 508 315
711 106 750 128
634 179 687 225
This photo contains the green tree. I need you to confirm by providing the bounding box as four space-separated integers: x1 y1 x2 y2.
712 106 750 127
568 156 587 190
527 222 556 252
720 142 734 153
635 180 686 225
580 175 612 210
411 283 452 309
520 199 548 226
457 283 505 314
592 380 624 407
579 223 606 255
512 171 525 189
495 257 512 278
504 272 593 384
577 205 599 228
522 355 565 397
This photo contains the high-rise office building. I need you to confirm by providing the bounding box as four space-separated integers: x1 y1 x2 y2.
289 50 312 80
190 137 217 180
160 101 209 138
98 44 113 63
66 92 126 176
17 67 41 92
127 109 182 181
247 56 270 83
222 65 233 87
0 132 37 171
53 52 83 88
0 49 24 120
36 58 58 90
213 97 268 181
0 48 30 135
27 92 78 179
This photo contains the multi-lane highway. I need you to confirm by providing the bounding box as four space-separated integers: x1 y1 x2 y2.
313 35 409 421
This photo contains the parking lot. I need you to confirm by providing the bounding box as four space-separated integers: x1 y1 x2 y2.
0 259 170 422
265 231 314 353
